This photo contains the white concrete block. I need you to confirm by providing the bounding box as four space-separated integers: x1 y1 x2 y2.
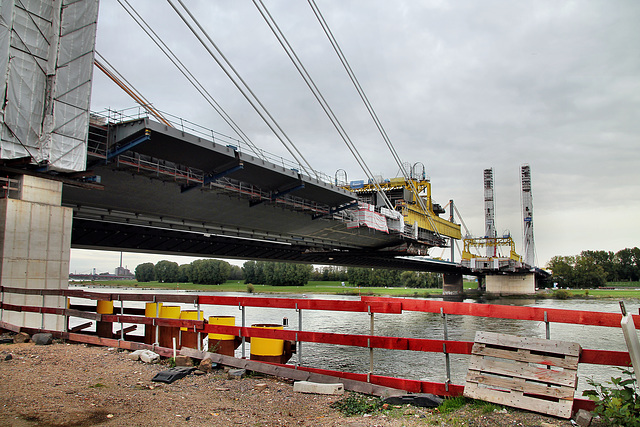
8 201 31 259
0 177 71 331
139 350 160 364
293 381 344 395
485 273 536 295
7 260 26 282
21 176 63 205
23 311 41 329
28 206 50 259
27 260 47 281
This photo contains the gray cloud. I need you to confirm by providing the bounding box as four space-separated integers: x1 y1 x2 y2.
82 0 640 272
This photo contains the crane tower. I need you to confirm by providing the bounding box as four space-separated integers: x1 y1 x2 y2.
521 164 535 267
483 168 496 257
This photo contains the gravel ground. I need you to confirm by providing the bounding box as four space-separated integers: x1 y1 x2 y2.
0 338 598 427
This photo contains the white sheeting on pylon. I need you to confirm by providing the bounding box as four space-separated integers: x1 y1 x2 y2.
0 0 98 172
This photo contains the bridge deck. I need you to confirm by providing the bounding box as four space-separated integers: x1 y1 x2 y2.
60 118 467 272
111 118 353 207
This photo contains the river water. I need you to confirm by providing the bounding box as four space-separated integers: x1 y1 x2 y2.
71 287 640 393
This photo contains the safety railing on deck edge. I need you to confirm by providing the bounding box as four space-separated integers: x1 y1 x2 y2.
90 107 335 186
1 285 636 412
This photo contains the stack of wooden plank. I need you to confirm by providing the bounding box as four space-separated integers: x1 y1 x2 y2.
464 331 581 419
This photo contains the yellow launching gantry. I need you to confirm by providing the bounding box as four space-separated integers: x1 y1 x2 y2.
460 235 524 272
343 176 461 247
461 236 522 262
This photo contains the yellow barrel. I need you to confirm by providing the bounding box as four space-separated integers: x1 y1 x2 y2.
180 310 203 332
96 300 114 338
208 316 235 340
145 302 163 317
144 302 163 345
250 324 284 357
160 305 181 319
96 300 113 314
159 305 182 349
180 310 203 349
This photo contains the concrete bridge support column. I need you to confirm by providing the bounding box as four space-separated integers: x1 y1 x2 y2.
442 273 464 296
485 273 536 295
0 175 72 331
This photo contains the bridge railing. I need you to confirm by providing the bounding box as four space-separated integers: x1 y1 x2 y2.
2 286 633 412
90 107 335 185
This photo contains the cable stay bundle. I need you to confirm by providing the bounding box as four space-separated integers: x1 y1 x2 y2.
250 0 394 211
306 0 442 237
116 0 264 160
108 2 457 245
166 0 319 180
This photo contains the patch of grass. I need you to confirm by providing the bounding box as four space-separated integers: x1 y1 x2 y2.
330 393 383 416
607 281 640 288
463 281 479 289
89 383 106 388
470 399 503 414
437 396 471 414
71 278 640 299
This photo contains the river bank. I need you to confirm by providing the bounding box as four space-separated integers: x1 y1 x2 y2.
0 340 595 426
71 279 640 300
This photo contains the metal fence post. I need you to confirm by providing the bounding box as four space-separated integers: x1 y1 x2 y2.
40 291 45 330
368 307 374 381
197 300 202 351
154 297 160 346
296 303 302 366
119 297 124 341
63 296 68 334
441 307 451 391
544 311 550 339
240 304 246 359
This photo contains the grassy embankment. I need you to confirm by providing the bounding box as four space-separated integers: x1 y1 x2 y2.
72 279 640 299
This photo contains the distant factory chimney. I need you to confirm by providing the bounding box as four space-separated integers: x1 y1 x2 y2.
483 168 496 257
521 164 535 267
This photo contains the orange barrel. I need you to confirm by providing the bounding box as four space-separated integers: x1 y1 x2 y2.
179 310 203 349
144 302 163 344
96 300 113 338
158 305 181 349
250 323 284 363
208 316 236 356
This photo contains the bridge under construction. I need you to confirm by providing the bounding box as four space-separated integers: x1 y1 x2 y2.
0 0 542 336
57 112 462 272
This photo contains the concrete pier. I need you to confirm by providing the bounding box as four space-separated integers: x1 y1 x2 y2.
0 175 72 331
485 273 536 295
442 273 464 296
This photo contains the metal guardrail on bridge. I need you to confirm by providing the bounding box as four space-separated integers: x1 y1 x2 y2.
90 107 335 186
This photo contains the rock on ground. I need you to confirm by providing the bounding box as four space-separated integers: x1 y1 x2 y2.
31 333 53 346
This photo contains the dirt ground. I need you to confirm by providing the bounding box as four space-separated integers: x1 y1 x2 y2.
0 339 596 427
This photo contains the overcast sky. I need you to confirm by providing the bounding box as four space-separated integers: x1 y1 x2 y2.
73 0 640 274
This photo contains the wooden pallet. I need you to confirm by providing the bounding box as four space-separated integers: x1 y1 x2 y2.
463 331 581 418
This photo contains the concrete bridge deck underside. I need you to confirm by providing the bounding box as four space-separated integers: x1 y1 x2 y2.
59 118 466 273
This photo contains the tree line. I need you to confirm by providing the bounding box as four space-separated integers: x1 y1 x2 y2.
135 259 242 284
243 261 313 286
547 247 640 288
134 259 442 288
347 267 441 288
